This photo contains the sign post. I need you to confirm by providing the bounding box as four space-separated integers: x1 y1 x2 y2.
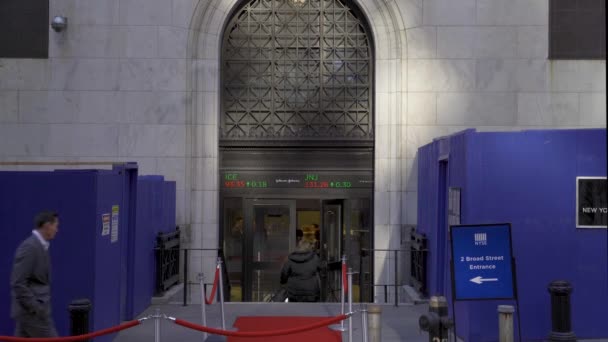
450 223 520 341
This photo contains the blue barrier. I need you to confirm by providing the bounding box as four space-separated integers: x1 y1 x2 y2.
0 166 177 340
131 176 176 318
417 128 607 341
0 169 125 342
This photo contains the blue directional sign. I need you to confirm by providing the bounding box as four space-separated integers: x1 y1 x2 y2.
450 223 516 300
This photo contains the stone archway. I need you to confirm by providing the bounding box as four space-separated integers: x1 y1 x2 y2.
185 0 407 302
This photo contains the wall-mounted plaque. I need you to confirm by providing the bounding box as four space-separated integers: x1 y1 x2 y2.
577 177 607 228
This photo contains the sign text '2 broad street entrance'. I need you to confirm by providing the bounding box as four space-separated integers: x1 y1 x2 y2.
450 223 516 300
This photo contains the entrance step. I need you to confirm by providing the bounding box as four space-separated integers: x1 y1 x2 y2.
402 285 428 305
374 285 421 305
115 302 432 342
152 283 184 305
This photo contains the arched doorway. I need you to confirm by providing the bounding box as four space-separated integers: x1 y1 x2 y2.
219 0 375 302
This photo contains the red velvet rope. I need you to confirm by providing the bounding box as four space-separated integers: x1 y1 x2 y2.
174 314 348 337
0 320 140 342
342 262 348 294
205 267 220 305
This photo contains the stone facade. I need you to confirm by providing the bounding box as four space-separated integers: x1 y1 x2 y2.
0 0 605 302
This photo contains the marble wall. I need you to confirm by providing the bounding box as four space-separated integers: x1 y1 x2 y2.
0 0 605 303
0 0 190 229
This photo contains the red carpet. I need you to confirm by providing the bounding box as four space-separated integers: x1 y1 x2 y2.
228 316 342 342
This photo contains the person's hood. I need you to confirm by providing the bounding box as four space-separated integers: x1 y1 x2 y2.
289 250 315 263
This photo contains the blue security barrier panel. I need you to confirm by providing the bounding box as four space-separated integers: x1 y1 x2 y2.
451 224 515 301
417 129 607 341
0 165 178 339
0 168 131 342
130 176 177 318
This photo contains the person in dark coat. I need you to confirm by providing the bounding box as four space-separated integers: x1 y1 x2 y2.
280 240 321 302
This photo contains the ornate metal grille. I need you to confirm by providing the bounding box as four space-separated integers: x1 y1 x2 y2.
221 0 373 144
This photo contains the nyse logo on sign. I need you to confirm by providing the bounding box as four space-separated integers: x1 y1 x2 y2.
474 233 487 246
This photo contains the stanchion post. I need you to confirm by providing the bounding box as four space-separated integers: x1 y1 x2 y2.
498 305 515 342
348 267 353 342
154 307 161 342
361 304 369 342
368 305 382 342
218 257 226 330
199 273 208 341
68 298 92 342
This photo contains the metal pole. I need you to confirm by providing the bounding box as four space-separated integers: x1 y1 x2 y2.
218 257 226 330
368 304 381 342
361 304 369 342
498 305 515 342
394 250 398 307
348 268 353 342
154 307 161 342
256 252 261 301
384 285 387 303
199 273 208 341
340 255 347 332
256 269 261 301
183 249 189 306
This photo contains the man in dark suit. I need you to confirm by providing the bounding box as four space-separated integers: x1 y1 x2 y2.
11 211 59 337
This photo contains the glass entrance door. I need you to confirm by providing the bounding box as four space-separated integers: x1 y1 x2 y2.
320 200 345 302
243 199 296 302
222 196 372 302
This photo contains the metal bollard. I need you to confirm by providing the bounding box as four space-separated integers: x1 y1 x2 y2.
498 305 515 342
218 258 226 330
548 281 576 342
419 296 453 342
68 298 92 342
361 304 369 342
348 268 354 342
154 307 161 342
367 304 382 342
199 273 208 341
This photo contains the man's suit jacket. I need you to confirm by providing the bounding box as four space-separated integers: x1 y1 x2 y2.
10 235 52 319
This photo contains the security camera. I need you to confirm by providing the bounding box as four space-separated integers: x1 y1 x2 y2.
51 16 68 32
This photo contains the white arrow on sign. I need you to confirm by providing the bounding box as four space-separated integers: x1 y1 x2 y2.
470 276 498 285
